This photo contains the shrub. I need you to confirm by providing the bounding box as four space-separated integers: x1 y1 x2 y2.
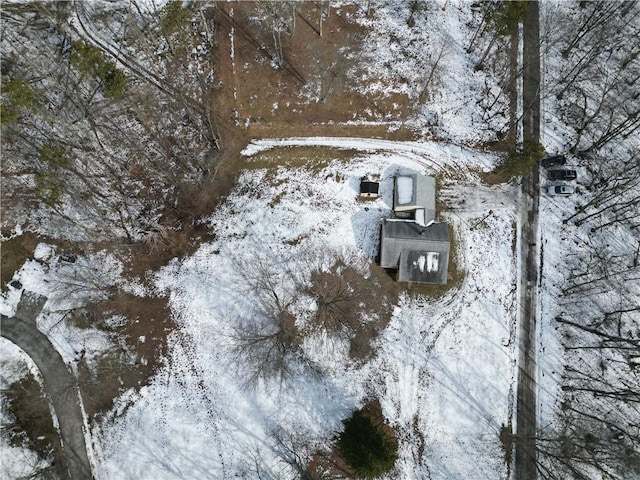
1 78 39 125
160 1 190 37
70 41 128 99
34 171 63 207
485 140 545 183
40 143 70 167
338 409 398 479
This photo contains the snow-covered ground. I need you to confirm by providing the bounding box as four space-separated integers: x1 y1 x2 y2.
3 1 638 478
0 248 139 369
0 340 52 478
87 140 520 479
353 1 510 144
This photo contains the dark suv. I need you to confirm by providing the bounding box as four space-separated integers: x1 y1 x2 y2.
540 154 566 168
548 168 577 181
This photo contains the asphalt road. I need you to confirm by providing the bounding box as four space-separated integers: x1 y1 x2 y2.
516 2 542 480
1 292 93 480
523 0 541 145
515 169 540 480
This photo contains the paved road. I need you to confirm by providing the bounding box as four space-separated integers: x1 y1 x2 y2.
516 2 541 480
515 170 540 480
523 0 541 144
1 292 93 480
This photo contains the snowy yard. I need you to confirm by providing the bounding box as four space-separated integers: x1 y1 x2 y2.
2 0 638 478
76 139 520 479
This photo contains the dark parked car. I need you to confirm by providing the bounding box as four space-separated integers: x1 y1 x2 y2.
541 154 566 168
59 253 77 263
548 168 577 181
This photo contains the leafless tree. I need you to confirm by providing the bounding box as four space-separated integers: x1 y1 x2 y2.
228 245 396 386
545 1 640 154
227 251 309 387
1 2 221 243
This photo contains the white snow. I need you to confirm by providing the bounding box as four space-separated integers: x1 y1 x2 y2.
412 253 439 273
94 141 518 479
241 137 500 173
396 176 414 204
426 252 439 273
2 1 590 477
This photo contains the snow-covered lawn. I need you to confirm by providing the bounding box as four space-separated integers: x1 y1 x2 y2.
87 139 519 479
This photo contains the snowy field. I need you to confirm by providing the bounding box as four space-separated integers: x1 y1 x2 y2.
0 139 521 480
0 1 541 478
77 139 520 480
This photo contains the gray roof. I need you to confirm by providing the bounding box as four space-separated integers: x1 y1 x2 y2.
393 174 436 224
399 249 449 284
360 180 380 195
379 219 450 284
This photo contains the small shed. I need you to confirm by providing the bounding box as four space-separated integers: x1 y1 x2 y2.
379 219 450 284
359 179 380 199
393 173 436 225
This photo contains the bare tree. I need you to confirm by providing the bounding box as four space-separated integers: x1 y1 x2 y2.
546 1 640 154
1 2 222 243
228 246 396 386
227 252 309 387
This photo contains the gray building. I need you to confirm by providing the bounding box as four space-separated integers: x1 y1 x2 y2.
393 173 436 225
379 219 450 284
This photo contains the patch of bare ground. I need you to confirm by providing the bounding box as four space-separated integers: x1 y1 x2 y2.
77 292 173 420
2 372 65 478
211 2 417 158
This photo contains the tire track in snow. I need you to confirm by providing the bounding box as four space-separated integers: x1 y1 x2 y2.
241 137 498 175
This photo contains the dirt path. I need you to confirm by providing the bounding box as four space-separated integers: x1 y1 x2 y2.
516 2 541 479
1 292 93 480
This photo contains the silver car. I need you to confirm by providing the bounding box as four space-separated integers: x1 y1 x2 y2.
547 185 575 196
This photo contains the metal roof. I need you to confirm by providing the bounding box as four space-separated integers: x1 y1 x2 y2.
399 249 449 284
379 219 450 284
393 173 436 224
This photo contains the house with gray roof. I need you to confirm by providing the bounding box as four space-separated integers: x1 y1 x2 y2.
393 173 436 225
379 172 450 285
379 219 450 284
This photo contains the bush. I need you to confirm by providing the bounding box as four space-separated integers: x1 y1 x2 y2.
1 78 39 125
70 41 128 99
40 143 70 167
160 1 190 37
338 410 398 479
34 171 63 207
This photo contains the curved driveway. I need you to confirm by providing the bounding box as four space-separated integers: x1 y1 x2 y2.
1 292 93 480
